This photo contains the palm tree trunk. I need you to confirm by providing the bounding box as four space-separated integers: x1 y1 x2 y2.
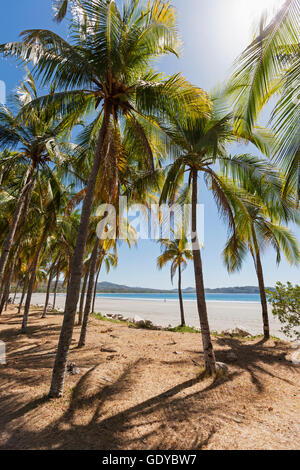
78 240 100 348
178 263 185 327
0 281 9 314
0 273 7 314
52 261 61 310
18 274 29 314
49 108 110 398
0 252 17 314
0 167 34 290
78 266 89 325
92 263 102 315
0 269 13 314
42 269 54 318
13 279 20 304
21 230 47 333
255 250 270 339
191 169 216 374
0 282 4 309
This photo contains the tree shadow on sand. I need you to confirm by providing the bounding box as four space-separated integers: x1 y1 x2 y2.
212 336 298 393
0 316 298 450
0 356 240 450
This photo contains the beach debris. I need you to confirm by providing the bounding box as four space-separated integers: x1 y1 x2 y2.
67 362 81 375
167 339 177 346
98 376 113 383
291 351 300 366
100 328 113 334
231 416 243 424
174 351 184 355
111 314 125 321
222 327 250 338
133 314 146 326
216 362 229 375
106 355 117 361
226 351 238 362
191 359 201 367
100 345 118 353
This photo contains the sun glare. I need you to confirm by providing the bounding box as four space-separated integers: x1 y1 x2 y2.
246 0 285 19
229 0 286 47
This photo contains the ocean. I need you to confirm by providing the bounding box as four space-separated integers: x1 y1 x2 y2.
96 292 261 303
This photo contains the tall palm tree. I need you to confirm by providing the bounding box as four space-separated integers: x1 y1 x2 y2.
160 101 274 373
227 0 300 196
42 210 81 317
78 239 117 347
1 0 207 397
222 177 299 339
91 246 117 314
21 171 67 332
157 235 193 327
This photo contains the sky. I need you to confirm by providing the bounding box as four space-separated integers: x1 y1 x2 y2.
0 0 299 289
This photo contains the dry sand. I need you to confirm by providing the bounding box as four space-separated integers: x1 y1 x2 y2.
0 306 299 450
30 293 286 338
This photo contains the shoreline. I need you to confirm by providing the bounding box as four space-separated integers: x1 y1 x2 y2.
57 292 263 304
28 292 287 340
96 294 262 304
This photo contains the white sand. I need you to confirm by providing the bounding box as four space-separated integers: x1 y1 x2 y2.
28 292 287 339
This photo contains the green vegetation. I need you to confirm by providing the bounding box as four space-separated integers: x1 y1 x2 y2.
167 325 201 334
267 282 300 340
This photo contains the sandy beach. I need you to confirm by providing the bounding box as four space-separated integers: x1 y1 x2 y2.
29 293 286 339
1 305 299 450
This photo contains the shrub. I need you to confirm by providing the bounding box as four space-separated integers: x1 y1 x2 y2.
267 282 300 339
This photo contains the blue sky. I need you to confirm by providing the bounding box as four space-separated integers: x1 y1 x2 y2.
0 0 299 289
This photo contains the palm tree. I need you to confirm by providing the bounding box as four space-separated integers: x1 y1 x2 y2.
91 246 117 314
227 0 300 196
0 74 70 292
223 177 300 339
42 254 59 318
1 0 207 397
78 240 117 347
160 100 274 373
53 0 71 22
53 0 83 22
157 235 193 327
21 170 67 332
42 210 80 317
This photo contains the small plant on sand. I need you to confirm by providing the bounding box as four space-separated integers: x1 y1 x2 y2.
267 282 300 340
93 313 136 328
167 325 201 334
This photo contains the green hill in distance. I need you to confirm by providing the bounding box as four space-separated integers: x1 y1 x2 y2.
84 282 272 294
33 280 273 294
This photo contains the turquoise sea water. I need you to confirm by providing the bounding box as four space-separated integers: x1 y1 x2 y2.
96 292 261 303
